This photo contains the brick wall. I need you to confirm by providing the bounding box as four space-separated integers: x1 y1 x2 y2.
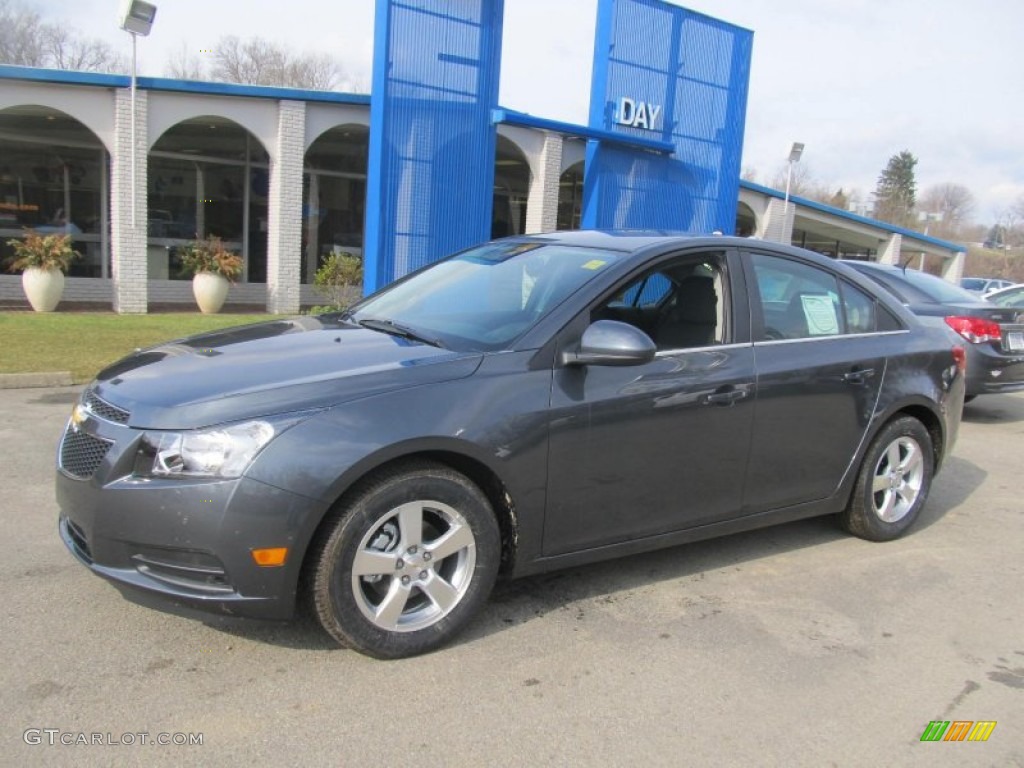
110 88 149 313
266 101 306 314
524 132 563 234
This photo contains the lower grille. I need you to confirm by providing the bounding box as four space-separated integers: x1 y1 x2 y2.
64 517 93 562
131 552 233 594
59 427 113 479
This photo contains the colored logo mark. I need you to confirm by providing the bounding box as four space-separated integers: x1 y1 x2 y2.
920 721 996 742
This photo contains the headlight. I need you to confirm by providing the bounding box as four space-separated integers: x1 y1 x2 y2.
138 419 279 479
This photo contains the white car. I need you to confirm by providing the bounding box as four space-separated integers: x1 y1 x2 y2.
984 283 1024 310
961 277 1015 295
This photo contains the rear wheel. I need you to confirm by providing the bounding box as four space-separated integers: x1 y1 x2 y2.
840 416 933 541
310 461 500 659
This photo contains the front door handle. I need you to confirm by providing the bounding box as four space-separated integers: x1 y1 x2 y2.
703 386 749 406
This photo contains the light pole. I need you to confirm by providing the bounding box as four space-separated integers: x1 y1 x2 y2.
118 0 157 230
783 141 804 212
918 211 942 270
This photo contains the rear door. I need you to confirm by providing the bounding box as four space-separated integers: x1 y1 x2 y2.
741 250 890 512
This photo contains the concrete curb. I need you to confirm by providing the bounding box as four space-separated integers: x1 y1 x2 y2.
0 372 74 389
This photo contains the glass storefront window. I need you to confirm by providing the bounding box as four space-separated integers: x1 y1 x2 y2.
0 106 107 278
302 125 369 283
148 117 269 281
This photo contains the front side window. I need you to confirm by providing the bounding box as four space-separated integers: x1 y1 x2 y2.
349 242 624 351
592 252 728 351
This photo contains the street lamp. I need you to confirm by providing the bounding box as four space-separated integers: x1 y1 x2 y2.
918 211 942 270
118 0 157 229
783 141 804 211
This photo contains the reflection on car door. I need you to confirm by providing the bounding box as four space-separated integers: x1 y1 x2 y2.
742 250 887 512
542 251 756 556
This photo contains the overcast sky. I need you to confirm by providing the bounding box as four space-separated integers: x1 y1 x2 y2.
42 0 1024 223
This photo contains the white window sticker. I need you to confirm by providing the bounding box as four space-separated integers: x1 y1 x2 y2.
801 295 840 336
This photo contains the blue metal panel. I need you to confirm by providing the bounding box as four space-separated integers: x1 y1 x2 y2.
364 0 504 293
583 0 752 234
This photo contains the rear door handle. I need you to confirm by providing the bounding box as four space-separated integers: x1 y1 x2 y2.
842 368 875 385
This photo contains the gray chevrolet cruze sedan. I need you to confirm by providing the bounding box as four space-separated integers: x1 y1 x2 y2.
57 232 966 658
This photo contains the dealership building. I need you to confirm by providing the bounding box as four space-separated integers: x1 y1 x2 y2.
0 0 964 313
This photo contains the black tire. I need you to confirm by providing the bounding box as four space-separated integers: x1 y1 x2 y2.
310 461 500 659
840 416 933 542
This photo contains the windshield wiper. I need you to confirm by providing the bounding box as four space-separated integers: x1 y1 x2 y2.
356 318 445 348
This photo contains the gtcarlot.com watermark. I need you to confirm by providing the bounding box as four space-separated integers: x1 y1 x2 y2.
24 729 203 747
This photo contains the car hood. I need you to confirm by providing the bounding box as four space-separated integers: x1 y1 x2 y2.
88 316 483 429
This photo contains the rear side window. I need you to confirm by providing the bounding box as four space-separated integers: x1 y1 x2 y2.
840 281 876 334
750 253 892 340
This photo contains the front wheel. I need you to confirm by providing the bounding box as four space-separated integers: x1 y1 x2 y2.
839 416 933 542
310 461 500 659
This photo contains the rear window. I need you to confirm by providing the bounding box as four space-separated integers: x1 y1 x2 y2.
858 266 977 304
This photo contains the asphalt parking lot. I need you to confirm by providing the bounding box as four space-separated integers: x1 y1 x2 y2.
1 386 1022 767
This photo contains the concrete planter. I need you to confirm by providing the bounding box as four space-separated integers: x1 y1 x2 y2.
22 267 65 312
192 272 230 314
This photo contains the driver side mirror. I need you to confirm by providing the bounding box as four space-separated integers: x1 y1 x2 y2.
562 320 657 367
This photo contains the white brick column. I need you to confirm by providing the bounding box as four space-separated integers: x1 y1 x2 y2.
524 132 563 234
266 100 305 314
941 251 965 283
111 88 148 313
876 233 902 265
759 198 794 245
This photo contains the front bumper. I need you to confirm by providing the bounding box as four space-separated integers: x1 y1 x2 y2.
55 414 330 621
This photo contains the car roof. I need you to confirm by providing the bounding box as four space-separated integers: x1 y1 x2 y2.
519 230 724 252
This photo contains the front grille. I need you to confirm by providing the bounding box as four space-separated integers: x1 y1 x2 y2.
83 390 130 424
59 427 113 479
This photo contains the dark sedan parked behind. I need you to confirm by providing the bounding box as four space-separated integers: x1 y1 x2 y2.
845 261 1024 399
57 233 966 658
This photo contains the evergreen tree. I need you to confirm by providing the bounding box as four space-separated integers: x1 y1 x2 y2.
873 151 918 227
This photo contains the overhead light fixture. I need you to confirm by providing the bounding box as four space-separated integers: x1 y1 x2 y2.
118 0 157 36
118 1 158 230
784 141 805 218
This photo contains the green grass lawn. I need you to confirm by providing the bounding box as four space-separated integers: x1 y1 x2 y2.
0 312 276 383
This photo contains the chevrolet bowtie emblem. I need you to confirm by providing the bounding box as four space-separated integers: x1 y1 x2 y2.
70 403 88 431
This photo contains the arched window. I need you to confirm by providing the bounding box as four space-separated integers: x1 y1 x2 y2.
0 106 107 278
149 117 270 281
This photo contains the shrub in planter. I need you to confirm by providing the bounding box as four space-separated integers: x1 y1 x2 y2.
178 235 243 314
5 229 79 312
311 251 364 313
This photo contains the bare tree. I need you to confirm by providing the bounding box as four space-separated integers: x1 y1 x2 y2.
164 42 206 81
0 0 47 66
769 161 814 198
1013 192 1024 224
0 0 124 72
205 35 341 90
43 27 126 73
918 183 975 239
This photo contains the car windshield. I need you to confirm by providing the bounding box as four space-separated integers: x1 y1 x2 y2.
961 278 987 291
348 241 624 351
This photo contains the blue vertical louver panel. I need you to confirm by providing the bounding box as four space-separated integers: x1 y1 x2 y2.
582 0 752 234
364 0 504 292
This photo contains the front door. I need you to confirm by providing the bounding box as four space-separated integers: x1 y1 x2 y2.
543 250 756 555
